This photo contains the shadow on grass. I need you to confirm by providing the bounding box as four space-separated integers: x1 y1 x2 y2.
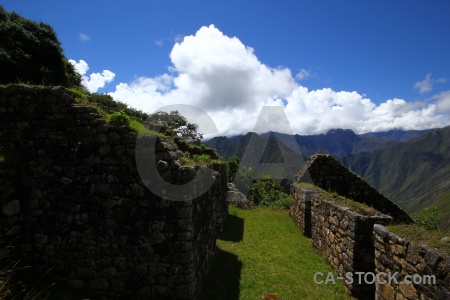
199 212 244 299
217 214 244 242
198 247 242 300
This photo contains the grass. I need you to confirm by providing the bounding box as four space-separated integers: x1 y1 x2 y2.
129 119 154 135
0 243 55 300
294 182 382 216
199 206 353 300
180 152 223 166
387 224 450 255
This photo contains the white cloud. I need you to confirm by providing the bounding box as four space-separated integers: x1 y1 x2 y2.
104 25 450 136
414 73 447 94
433 91 450 113
79 33 91 42
155 39 164 47
295 69 310 81
69 59 115 93
70 59 89 76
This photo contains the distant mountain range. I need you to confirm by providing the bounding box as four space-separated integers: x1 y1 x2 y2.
205 128 436 159
205 127 450 231
343 126 450 231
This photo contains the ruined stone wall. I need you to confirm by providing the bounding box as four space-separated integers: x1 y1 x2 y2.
311 196 392 298
295 154 412 223
290 186 392 298
0 85 228 299
289 185 313 237
373 225 449 300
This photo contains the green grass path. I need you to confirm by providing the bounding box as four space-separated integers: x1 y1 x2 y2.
199 206 353 300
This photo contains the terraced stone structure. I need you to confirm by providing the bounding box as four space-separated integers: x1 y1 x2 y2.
291 155 414 299
291 186 392 298
0 85 228 299
295 154 412 223
374 225 449 300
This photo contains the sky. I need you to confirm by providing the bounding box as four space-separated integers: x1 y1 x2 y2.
3 0 450 137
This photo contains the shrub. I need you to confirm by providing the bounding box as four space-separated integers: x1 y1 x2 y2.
248 174 290 209
414 208 441 231
234 166 254 194
107 110 130 126
0 6 81 87
226 155 240 183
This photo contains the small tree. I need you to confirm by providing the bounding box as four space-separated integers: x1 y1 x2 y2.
145 110 203 144
226 155 240 182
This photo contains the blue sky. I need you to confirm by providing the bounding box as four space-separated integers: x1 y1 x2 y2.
3 0 450 136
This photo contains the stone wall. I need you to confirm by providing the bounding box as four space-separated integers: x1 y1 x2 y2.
373 225 449 300
289 186 313 237
291 185 392 298
295 154 412 223
0 85 228 299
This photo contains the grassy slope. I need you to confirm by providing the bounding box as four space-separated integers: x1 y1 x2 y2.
343 126 450 231
199 206 352 300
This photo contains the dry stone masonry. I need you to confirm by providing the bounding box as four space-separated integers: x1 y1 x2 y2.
290 155 449 299
0 85 228 299
295 154 412 223
291 155 412 298
374 225 449 300
291 185 392 298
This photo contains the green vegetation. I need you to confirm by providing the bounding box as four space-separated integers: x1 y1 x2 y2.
226 155 240 182
199 206 352 300
413 207 442 231
0 5 81 87
387 224 450 255
144 110 203 144
232 165 290 209
344 126 450 231
129 119 152 135
106 110 131 126
248 174 290 209
105 110 152 135
294 182 382 216
182 152 214 165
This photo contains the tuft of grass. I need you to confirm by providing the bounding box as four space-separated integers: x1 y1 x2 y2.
0 243 55 300
182 152 215 165
129 119 153 134
199 206 353 300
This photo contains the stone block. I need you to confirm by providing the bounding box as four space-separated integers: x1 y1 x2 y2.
2 199 20 216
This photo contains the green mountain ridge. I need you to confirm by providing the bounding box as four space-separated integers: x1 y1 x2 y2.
205 128 434 160
206 127 450 231
343 126 450 231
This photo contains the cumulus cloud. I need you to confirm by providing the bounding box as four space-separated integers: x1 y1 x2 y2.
295 69 310 81
79 33 91 42
414 73 447 94
106 25 450 136
69 59 115 93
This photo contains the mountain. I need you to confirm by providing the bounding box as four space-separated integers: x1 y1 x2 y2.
342 126 450 231
205 128 449 229
205 128 420 159
359 128 437 142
